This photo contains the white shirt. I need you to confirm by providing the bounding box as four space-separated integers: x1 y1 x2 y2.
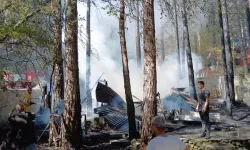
147 135 186 150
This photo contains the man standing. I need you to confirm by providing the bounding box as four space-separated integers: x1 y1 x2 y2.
147 116 189 150
196 81 210 139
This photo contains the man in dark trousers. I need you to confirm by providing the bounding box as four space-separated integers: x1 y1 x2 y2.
196 81 210 139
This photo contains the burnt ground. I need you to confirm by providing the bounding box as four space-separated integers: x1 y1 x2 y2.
35 101 250 149
170 101 250 140
2 100 250 150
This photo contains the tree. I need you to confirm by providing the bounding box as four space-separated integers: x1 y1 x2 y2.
218 0 231 116
0 0 53 72
181 0 197 100
221 0 235 105
135 0 141 68
0 9 41 42
192 33 197 53
52 0 64 113
160 22 165 61
181 24 186 79
140 0 157 149
86 0 92 116
247 0 250 39
119 0 137 140
173 0 180 75
236 0 248 74
210 1 217 48
61 0 82 148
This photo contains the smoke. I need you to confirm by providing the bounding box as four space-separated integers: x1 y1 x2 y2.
34 106 50 125
77 1 203 110
161 92 194 111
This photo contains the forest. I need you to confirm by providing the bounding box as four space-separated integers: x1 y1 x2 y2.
1 0 250 150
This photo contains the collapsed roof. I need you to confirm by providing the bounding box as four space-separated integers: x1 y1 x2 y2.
94 82 139 132
94 82 203 131
161 88 197 112
95 82 127 110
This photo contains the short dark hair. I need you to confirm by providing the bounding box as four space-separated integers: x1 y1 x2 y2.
151 116 166 131
198 81 205 85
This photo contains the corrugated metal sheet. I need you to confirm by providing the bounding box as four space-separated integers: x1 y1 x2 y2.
103 113 128 131
96 82 126 110
94 82 139 131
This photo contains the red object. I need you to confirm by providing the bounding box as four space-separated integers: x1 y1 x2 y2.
4 71 35 89
239 50 250 67
6 74 12 81
24 71 35 82
3 71 44 89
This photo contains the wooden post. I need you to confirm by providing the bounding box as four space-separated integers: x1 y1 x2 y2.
48 115 59 147
48 117 53 146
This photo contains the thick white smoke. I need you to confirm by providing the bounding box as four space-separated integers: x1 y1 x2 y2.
77 1 203 110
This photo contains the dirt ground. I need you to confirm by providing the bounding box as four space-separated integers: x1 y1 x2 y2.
2 99 250 150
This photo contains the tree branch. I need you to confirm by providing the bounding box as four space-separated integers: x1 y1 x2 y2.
0 9 42 43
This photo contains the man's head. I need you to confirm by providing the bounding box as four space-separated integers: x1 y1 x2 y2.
15 104 24 113
198 81 205 89
151 116 166 136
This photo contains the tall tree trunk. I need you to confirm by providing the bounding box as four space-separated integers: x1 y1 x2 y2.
0 7 5 25
236 0 248 74
181 24 186 79
140 0 157 149
52 0 64 114
174 0 180 73
197 32 201 53
211 2 217 48
246 0 250 44
135 0 141 68
86 0 92 116
221 0 235 105
218 0 231 116
244 24 249 47
61 0 82 148
193 33 198 53
181 0 197 100
119 0 137 140
160 23 165 61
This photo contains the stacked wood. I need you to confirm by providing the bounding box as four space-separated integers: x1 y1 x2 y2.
48 115 60 147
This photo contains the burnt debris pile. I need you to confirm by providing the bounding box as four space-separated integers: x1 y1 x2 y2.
0 112 36 150
94 82 140 132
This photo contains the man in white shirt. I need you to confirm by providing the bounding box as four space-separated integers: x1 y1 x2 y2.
147 116 190 150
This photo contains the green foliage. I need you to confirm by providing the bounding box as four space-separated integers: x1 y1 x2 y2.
0 0 53 72
101 0 138 20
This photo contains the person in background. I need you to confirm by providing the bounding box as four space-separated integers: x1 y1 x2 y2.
147 116 189 150
21 87 32 111
1 71 8 91
196 81 210 139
